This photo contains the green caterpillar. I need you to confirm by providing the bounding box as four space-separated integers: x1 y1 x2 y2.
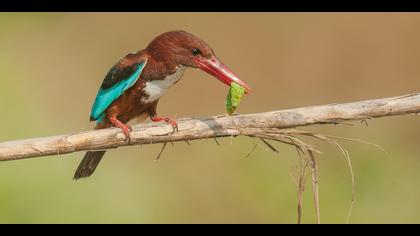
226 82 245 115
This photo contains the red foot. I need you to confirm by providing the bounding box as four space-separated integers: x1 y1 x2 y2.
109 117 132 141
151 116 178 133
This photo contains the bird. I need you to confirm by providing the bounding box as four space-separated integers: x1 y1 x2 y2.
73 30 252 180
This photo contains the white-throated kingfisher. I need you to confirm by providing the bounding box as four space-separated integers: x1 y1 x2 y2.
74 30 252 180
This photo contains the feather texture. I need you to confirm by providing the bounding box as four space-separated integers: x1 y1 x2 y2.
90 58 148 121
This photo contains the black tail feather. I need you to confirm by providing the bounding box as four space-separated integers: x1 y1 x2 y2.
73 151 106 180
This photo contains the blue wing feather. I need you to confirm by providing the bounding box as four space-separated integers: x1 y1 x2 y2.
90 59 147 122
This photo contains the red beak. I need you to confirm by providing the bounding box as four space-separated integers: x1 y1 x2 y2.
194 57 252 94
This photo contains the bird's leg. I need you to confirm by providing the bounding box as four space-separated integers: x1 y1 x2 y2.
150 116 178 133
109 117 132 141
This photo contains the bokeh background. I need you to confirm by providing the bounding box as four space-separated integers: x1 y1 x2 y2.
0 13 420 223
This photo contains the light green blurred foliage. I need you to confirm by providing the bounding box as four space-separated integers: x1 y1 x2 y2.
0 13 420 223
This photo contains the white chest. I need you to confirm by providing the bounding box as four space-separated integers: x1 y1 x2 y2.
141 67 185 103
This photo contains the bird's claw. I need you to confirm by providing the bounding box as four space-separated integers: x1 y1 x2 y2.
109 117 132 143
163 118 178 134
168 120 178 134
122 125 132 142
151 116 178 134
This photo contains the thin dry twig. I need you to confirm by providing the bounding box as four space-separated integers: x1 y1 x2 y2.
308 150 320 224
259 138 279 153
213 138 221 146
296 147 308 224
246 128 389 224
155 142 168 161
327 139 355 224
245 138 258 158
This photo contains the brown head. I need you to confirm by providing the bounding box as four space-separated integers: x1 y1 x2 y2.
146 30 251 94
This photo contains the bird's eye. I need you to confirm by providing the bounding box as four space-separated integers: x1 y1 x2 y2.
192 48 201 56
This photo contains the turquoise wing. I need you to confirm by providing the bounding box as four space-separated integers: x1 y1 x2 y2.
90 58 147 122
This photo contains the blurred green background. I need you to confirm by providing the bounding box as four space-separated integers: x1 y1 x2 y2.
1 13 420 224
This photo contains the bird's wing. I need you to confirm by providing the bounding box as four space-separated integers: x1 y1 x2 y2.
90 54 148 122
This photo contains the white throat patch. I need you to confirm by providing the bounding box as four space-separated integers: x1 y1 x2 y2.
141 66 186 103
